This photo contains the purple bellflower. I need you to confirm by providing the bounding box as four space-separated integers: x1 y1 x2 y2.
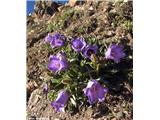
48 52 68 73
105 43 125 63
44 33 53 43
83 45 98 59
50 33 65 48
83 80 108 104
51 90 69 112
44 33 65 48
71 37 86 52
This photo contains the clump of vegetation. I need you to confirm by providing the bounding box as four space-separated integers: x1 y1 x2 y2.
27 1 133 119
43 32 126 112
47 8 78 32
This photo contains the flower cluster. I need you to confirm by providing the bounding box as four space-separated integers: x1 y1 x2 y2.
44 33 125 112
71 37 98 60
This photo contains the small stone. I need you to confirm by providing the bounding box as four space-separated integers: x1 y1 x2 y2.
105 30 115 38
113 108 117 112
123 110 128 115
110 9 116 14
129 55 132 59
54 119 60 120
89 6 93 11
124 0 129 2
33 81 38 87
69 0 77 7
32 95 41 106
27 81 37 93
30 30 34 33
111 118 116 120
39 76 43 80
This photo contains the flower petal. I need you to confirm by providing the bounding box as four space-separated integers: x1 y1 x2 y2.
71 38 86 52
83 45 98 59
44 34 53 43
105 44 125 63
51 90 69 112
48 57 60 72
83 80 107 104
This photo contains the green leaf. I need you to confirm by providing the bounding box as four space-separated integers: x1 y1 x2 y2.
47 91 56 101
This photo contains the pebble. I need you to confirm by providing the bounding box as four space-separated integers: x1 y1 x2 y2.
54 119 60 120
106 30 115 37
69 0 77 7
32 95 41 106
111 118 116 120
89 6 93 11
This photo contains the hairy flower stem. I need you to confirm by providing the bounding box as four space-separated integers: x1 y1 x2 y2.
85 66 93 79
91 54 100 77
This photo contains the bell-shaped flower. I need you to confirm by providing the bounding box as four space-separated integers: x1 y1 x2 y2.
83 80 108 104
48 52 68 73
44 33 65 48
50 33 65 48
83 45 98 59
105 43 125 63
51 90 69 112
44 33 53 43
71 37 86 52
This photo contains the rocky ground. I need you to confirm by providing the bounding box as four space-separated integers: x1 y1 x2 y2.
27 1 133 120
